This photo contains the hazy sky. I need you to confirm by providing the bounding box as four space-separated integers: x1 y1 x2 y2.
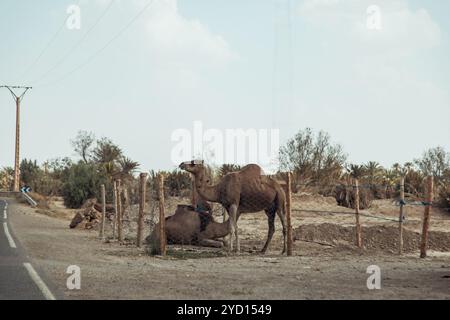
1 0 449 172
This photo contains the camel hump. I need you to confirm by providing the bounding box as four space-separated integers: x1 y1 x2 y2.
176 204 196 214
175 204 214 232
239 164 265 176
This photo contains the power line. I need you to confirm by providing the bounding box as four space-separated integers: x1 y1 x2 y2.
0 85 32 192
32 0 115 85
0 85 33 100
35 0 155 89
16 0 82 83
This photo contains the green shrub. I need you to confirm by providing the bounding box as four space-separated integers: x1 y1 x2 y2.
61 162 107 209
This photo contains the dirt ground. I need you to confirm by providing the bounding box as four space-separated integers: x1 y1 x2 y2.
7 195 450 300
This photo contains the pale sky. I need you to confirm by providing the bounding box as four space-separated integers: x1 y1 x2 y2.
0 0 449 172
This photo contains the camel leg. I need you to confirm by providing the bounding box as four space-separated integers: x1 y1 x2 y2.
278 203 288 255
228 204 239 253
261 210 275 254
222 237 230 249
236 219 241 254
198 239 224 248
222 207 230 248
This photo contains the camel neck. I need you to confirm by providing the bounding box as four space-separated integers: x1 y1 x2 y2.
208 217 231 238
197 184 219 202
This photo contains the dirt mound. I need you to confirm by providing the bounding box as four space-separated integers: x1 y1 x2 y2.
294 223 450 253
27 192 51 209
292 193 337 206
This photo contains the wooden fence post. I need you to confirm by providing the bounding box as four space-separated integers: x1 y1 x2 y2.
136 173 147 247
112 180 117 240
286 172 293 256
354 179 362 248
398 177 405 255
158 174 167 256
223 207 229 245
116 179 123 243
191 176 197 208
420 176 434 258
99 184 106 240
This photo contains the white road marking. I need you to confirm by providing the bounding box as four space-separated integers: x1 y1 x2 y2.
3 222 17 248
1 200 55 300
23 263 56 300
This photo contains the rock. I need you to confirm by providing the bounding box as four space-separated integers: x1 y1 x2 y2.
70 212 84 229
70 204 101 230
94 203 115 214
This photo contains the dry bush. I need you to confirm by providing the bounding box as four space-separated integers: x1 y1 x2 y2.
28 191 51 209
334 184 372 210
148 170 192 199
279 128 347 189
437 184 450 212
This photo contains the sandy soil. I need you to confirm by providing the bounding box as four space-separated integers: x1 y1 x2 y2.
7 196 450 300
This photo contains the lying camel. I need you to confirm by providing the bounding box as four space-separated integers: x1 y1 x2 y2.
146 205 231 255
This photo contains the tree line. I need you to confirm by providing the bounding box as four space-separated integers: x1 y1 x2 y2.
0 128 449 210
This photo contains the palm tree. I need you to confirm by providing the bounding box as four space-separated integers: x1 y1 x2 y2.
382 169 399 198
92 138 123 178
364 161 382 185
111 157 141 211
348 164 364 179
0 167 14 191
217 164 241 178
118 157 140 177
404 162 414 171
392 163 401 173
93 138 122 167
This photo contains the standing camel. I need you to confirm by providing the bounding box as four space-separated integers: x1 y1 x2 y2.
180 161 287 254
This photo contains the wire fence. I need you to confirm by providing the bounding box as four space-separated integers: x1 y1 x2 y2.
68 170 448 259
293 199 450 222
293 181 449 210
145 169 292 257
293 208 401 223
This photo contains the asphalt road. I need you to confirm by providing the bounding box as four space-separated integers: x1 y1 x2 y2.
0 198 56 300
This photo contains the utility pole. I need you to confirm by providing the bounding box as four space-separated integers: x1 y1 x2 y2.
0 85 32 192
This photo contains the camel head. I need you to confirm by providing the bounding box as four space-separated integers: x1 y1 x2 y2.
179 160 211 186
179 160 204 173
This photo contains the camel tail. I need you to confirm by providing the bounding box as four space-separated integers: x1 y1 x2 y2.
146 227 162 255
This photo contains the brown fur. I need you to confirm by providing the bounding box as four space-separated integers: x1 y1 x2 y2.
180 162 288 254
146 205 230 255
